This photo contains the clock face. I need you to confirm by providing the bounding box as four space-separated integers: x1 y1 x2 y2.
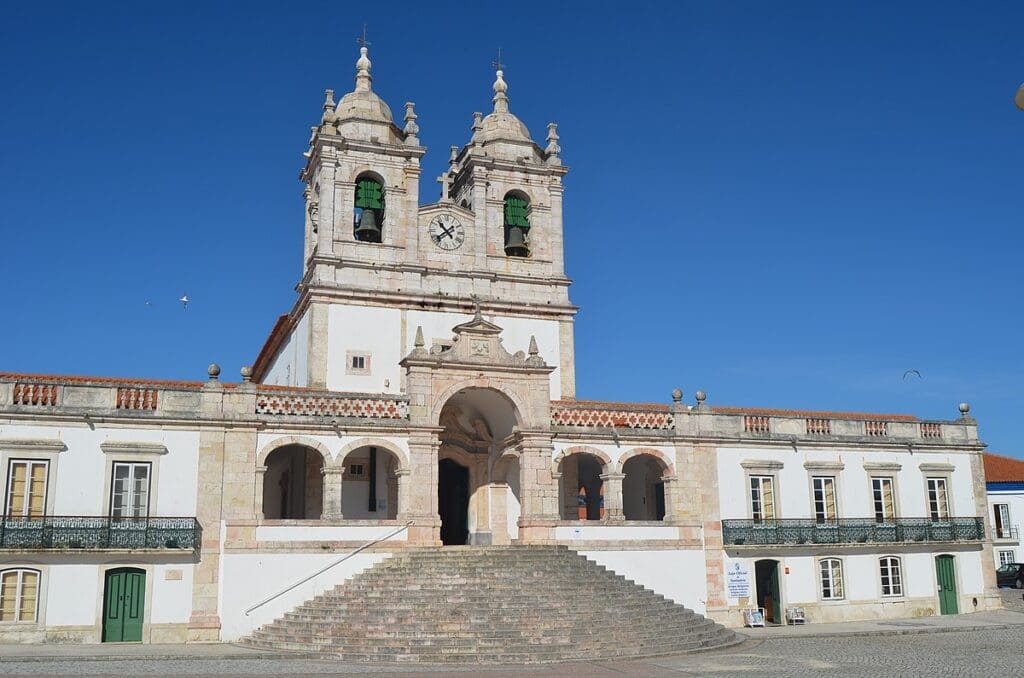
428 213 465 251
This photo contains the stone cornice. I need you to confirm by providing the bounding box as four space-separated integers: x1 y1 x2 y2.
100 441 169 456
0 438 67 453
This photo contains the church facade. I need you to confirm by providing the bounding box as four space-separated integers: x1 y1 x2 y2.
0 47 999 644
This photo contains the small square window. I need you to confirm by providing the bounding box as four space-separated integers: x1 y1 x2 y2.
346 352 371 376
350 464 364 476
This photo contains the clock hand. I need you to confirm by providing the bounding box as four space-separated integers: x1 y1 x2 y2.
439 224 454 239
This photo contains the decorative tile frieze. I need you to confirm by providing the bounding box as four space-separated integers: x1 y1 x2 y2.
550 403 674 430
255 392 408 419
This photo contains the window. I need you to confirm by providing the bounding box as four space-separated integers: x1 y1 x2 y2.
5 460 48 518
110 462 150 518
0 569 39 623
994 503 1012 539
750 476 776 523
503 193 530 257
819 558 844 600
353 176 384 243
927 478 950 520
349 464 364 477
812 476 837 523
998 550 1015 566
872 477 895 523
879 557 903 596
346 351 371 376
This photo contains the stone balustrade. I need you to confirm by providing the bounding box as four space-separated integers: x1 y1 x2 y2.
0 374 410 423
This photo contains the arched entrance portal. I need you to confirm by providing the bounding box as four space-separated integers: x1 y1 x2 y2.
438 459 470 545
436 387 521 546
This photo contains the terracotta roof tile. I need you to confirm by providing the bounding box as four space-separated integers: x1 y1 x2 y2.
984 452 1024 482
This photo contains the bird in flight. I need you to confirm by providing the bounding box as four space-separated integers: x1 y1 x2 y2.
179 293 190 310
902 369 922 380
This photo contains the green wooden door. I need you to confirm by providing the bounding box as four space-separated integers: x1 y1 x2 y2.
103 568 145 642
935 555 958 615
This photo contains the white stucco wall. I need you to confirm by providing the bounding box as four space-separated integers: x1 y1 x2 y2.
262 311 310 388
325 304 563 398
0 423 200 517
716 446 978 522
44 565 99 626
220 552 389 640
987 487 1024 565
581 549 708 615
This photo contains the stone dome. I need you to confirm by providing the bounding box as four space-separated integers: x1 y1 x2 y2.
477 110 531 143
335 88 394 124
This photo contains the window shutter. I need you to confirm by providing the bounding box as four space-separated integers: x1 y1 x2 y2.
504 196 529 228
356 180 383 210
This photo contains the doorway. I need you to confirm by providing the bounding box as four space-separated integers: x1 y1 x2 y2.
754 559 782 624
103 568 145 642
438 458 469 546
935 555 958 615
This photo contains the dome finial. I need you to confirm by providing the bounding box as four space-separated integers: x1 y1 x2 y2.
491 48 509 113
355 26 372 92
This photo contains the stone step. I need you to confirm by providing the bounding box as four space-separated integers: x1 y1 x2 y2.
241 546 739 661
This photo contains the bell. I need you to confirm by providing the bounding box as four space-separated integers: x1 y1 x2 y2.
504 226 529 257
354 209 381 242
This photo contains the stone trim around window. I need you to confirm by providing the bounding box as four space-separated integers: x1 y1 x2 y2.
803 461 845 472
346 351 372 376
98 443 165 517
740 460 784 472
0 439 66 517
863 462 902 472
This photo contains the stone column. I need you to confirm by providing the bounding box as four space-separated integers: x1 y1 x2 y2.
306 302 329 390
968 446 1002 610
661 475 678 521
405 429 441 545
322 467 344 520
395 469 411 519
600 473 626 521
516 434 559 543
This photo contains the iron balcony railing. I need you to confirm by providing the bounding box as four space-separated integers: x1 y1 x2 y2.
0 516 201 553
994 525 1020 541
722 517 985 546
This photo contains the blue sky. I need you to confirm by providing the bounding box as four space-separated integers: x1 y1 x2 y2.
1 2 1021 456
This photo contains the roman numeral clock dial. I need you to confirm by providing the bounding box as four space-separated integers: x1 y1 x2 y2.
428 213 465 251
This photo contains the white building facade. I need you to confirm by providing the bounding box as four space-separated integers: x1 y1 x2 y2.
0 47 1001 644
984 453 1024 571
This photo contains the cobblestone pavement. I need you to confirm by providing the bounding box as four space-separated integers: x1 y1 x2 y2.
1 627 1022 678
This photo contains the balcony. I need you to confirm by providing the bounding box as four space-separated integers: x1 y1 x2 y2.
722 517 985 547
993 525 1020 542
0 516 201 553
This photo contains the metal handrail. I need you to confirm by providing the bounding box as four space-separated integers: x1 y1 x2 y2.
994 525 1020 540
245 520 413 616
722 516 985 546
0 515 200 552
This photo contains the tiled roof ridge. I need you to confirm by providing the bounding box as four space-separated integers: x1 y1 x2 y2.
0 371 212 389
552 399 918 421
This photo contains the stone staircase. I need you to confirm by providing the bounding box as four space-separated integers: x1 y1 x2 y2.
240 545 739 663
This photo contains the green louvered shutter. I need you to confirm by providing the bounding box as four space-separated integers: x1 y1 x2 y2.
355 179 383 210
504 196 529 228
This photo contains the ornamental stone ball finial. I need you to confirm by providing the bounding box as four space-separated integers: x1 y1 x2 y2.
492 70 509 113
959 402 971 415
403 102 419 142
695 390 707 404
355 46 372 92
545 122 561 164
671 388 683 403
240 366 253 382
207 363 221 381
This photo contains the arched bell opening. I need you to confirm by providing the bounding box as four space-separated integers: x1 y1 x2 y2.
622 454 668 521
558 453 606 521
353 172 385 243
262 445 324 519
502 191 530 257
338 445 400 520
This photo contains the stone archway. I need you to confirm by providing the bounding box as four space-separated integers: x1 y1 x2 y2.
434 387 521 545
261 444 325 520
554 447 614 521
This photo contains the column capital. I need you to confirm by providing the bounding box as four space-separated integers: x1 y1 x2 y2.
600 472 626 481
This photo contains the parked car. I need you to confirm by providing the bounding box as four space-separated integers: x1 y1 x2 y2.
996 562 1024 588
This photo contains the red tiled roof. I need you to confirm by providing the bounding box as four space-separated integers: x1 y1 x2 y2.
709 406 917 422
552 399 916 421
984 452 1024 482
251 314 291 382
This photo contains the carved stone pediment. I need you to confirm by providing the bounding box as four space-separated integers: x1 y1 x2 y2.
401 308 551 371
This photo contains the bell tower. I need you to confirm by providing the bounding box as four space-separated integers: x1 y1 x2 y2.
255 49 577 401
